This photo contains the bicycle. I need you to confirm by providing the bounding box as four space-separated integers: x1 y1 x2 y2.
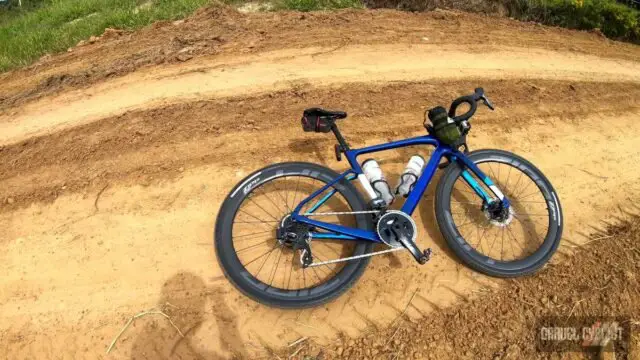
214 88 563 308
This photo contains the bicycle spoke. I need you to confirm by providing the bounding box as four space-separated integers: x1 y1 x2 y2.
513 216 544 246
237 209 277 230
473 223 491 252
242 242 280 268
243 197 281 222
500 227 505 261
510 172 525 199
268 247 284 287
287 253 295 290
267 179 290 214
254 185 286 219
486 163 499 184
514 180 534 199
486 226 500 256
451 161 553 263
505 225 527 253
231 173 359 292
513 213 548 227
235 220 279 224
233 230 273 239
317 241 342 257
291 176 302 211
313 253 339 276
504 165 513 195
310 265 323 284
255 243 281 279
284 176 289 211
236 240 270 253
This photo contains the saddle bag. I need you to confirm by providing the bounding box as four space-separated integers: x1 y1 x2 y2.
427 106 462 145
301 109 333 133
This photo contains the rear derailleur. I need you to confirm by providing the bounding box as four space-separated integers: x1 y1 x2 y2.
276 215 313 268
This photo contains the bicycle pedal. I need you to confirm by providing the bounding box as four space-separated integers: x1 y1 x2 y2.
418 248 432 265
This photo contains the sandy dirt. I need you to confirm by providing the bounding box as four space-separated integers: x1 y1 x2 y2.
1 5 640 360
286 216 640 359
3 44 640 146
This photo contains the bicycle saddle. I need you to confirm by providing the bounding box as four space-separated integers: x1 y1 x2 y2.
303 108 347 120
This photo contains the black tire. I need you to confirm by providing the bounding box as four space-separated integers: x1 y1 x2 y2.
214 162 374 308
435 149 563 277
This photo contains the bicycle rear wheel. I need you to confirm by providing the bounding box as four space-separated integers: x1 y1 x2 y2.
435 149 563 277
214 162 374 308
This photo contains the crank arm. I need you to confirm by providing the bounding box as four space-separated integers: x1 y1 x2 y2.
397 233 432 265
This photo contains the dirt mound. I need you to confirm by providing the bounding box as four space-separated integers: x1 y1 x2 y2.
2 6 640 360
1 6 639 113
286 215 640 359
1 79 639 213
2 76 640 359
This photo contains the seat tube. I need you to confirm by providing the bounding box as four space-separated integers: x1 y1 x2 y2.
401 146 449 215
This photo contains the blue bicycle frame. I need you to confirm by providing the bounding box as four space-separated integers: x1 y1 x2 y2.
290 134 510 243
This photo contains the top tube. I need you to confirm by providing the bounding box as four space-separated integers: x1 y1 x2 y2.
345 135 440 174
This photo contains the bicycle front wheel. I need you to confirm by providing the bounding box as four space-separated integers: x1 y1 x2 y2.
214 162 374 308
435 149 563 277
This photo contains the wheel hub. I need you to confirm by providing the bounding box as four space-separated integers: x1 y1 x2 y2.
276 214 313 267
276 214 310 248
483 201 514 227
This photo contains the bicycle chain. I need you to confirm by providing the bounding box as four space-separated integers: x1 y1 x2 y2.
304 210 380 216
301 209 408 267
307 247 404 267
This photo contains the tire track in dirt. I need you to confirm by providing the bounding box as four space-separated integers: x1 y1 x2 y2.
1 44 640 146
2 79 639 213
2 85 640 358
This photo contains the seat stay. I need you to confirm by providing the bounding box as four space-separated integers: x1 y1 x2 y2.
291 170 382 243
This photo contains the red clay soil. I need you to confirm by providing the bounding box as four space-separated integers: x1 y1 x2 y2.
283 216 640 360
1 6 639 112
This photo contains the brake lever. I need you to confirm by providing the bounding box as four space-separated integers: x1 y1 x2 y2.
481 95 495 111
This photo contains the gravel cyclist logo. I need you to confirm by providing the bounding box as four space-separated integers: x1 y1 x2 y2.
537 317 629 353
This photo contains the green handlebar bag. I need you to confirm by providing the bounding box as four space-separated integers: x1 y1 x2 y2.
427 106 462 145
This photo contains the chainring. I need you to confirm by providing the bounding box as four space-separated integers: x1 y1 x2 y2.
376 210 417 248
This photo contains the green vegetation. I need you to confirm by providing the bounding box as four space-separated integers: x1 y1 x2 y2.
0 0 638 73
273 0 362 12
510 0 640 41
0 0 211 72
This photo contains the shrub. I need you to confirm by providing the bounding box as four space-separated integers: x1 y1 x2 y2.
513 0 640 41
275 0 363 11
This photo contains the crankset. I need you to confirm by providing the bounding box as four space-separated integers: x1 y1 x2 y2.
283 210 432 268
377 210 432 265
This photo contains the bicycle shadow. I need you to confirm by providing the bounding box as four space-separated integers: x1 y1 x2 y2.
130 272 247 360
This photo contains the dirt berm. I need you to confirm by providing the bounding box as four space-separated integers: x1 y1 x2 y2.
1 5 640 360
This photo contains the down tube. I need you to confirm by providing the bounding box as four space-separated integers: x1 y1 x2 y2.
401 146 450 214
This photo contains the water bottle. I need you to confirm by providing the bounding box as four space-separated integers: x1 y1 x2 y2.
395 155 425 197
361 159 394 206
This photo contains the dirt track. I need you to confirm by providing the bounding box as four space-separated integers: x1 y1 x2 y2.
1 6 640 360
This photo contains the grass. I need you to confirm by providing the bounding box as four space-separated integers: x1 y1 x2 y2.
272 0 362 11
1 0 637 73
0 0 211 72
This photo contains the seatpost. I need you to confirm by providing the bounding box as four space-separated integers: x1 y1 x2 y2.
331 122 350 151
